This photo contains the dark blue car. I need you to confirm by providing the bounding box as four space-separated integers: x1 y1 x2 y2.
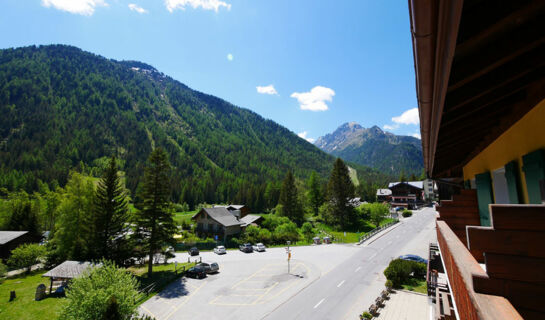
399 254 427 264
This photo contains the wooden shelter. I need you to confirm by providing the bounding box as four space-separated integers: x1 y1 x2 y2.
42 261 99 293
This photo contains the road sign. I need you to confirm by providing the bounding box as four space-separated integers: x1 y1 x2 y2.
288 252 291 260
214 235 218 241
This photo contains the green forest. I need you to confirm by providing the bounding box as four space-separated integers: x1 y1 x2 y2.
0 45 391 212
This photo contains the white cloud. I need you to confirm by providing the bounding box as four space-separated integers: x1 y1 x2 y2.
165 0 231 12
256 85 278 95
41 0 107 16
290 86 335 112
128 3 148 14
392 107 419 125
227 53 233 61
411 132 422 139
298 131 315 143
383 124 398 131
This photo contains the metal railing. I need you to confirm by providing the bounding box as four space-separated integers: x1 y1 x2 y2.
358 219 399 243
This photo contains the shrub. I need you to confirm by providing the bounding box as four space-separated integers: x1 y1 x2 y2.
0 260 7 283
261 215 291 231
8 243 47 273
258 228 272 244
273 222 300 243
301 222 314 243
60 260 142 320
383 259 413 287
362 311 373 319
385 279 393 291
402 210 412 217
384 259 427 287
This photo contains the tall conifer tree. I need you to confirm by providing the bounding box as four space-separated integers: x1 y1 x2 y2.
307 171 323 216
92 156 129 262
135 148 176 277
327 158 355 229
279 171 304 225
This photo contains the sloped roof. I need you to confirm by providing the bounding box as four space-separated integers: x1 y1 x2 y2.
377 189 392 196
43 261 99 279
195 207 244 227
0 231 29 245
388 181 424 189
214 204 246 210
240 214 263 227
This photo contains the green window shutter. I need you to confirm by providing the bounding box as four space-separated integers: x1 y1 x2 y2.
504 161 521 204
464 180 471 189
475 172 493 226
522 149 545 204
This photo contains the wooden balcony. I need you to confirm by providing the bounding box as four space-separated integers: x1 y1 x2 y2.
437 220 522 320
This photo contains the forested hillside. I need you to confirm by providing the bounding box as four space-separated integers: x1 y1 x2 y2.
0 45 388 209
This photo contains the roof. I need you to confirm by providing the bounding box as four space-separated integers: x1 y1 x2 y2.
195 208 244 227
43 261 99 279
214 204 246 210
388 181 424 189
240 214 263 227
410 0 545 178
0 231 29 245
377 189 392 196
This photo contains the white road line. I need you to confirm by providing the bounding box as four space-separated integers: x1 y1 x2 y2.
369 253 377 260
337 280 345 288
314 298 325 309
387 241 392 245
355 266 361 272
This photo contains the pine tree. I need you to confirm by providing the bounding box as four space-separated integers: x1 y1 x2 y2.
91 156 129 262
307 171 323 216
135 148 176 277
279 171 304 225
399 170 407 182
327 158 355 230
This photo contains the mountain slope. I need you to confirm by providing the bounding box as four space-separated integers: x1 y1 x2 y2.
0 45 387 208
315 122 423 176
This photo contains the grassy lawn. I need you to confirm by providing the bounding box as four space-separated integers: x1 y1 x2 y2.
128 262 195 303
315 217 397 243
401 277 427 294
0 270 66 320
173 210 197 226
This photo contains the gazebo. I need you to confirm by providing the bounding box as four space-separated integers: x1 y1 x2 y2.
42 261 99 293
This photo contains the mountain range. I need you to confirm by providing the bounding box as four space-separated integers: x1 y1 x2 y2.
315 122 423 176
0 45 390 209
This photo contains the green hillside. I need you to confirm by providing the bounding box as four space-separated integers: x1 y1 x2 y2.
0 45 388 209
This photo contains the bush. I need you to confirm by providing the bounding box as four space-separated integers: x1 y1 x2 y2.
301 222 314 243
261 215 291 232
8 243 47 273
60 260 142 320
273 222 300 243
385 279 393 291
361 311 373 319
383 259 427 287
402 210 412 217
383 259 413 287
0 260 7 283
258 228 272 244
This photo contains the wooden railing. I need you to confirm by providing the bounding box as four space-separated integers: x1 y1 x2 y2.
437 221 522 320
467 204 545 320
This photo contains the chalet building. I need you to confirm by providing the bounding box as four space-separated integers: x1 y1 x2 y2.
376 189 392 202
192 205 261 242
410 1 545 319
0 231 34 260
388 181 424 209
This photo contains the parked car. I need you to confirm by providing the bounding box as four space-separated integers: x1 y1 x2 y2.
185 266 207 279
239 243 253 253
398 254 428 264
394 207 404 212
214 245 226 255
253 243 266 252
197 262 219 274
188 247 200 256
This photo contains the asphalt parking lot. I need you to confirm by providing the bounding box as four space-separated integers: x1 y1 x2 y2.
140 243 360 320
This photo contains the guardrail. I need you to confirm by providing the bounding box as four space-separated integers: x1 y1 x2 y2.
358 219 399 244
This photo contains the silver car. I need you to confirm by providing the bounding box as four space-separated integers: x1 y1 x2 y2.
253 243 266 252
198 262 219 274
214 246 226 254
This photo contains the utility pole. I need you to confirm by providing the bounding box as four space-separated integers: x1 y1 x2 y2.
286 241 291 274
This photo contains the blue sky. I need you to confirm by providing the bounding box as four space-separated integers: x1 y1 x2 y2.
0 0 420 142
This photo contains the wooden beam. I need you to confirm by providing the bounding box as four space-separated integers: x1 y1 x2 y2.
455 1 545 59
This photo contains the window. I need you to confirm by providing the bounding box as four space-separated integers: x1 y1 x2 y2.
492 167 510 204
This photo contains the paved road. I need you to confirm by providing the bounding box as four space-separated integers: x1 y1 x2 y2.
264 207 437 320
140 207 437 320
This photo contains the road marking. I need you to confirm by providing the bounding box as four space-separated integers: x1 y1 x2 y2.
355 266 361 272
369 253 377 260
388 241 392 245
164 282 206 320
337 280 345 288
314 298 325 309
